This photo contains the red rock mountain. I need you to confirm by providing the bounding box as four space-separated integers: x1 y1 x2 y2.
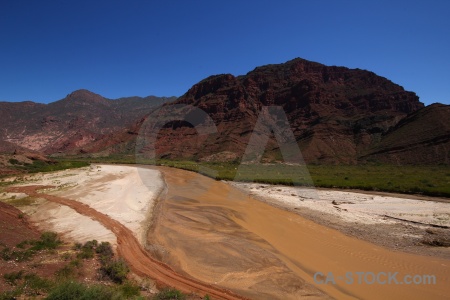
1 58 448 165
143 58 442 164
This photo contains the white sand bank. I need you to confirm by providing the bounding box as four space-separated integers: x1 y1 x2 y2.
1 164 164 245
230 182 450 227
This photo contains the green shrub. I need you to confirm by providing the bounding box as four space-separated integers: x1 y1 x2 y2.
153 288 186 300
73 242 82 250
22 273 53 296
96 242 114 257
31 232 62 251
56 265 76 279
46 281 114 300
0 247 35 262
77 247 95 259
96 242 114 264
100 259 129 284
83 240 98 249
8 158 20 165
16 240 31 249
118 281 141 298
69 258 82 268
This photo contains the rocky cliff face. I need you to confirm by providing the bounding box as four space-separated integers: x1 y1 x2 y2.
147 58 424 163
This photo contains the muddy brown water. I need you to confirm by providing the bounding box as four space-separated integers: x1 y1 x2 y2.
149 167 450 300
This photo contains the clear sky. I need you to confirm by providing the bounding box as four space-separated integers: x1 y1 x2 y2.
1 0 449 105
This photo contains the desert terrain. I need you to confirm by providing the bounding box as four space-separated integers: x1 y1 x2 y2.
1 164 449 299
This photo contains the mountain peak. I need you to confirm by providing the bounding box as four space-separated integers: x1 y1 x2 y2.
65 89 108 105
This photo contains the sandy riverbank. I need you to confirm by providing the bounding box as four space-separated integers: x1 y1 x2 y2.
0 164 164 246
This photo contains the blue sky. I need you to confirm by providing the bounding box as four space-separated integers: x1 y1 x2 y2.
0 0 449 105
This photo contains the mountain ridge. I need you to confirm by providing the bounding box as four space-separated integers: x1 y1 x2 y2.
0 57 448 165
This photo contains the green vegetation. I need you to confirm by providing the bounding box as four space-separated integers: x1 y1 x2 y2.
77 240 97 259
0 232 62 262
0 272 53 299
3 270 24 285
100 259 130 284
8 158 20 165
153 288 186 300
1 235 144 300
31 231 62 251
61 155 450 197
46 281 115 300
162 161 450 197
11 160 89 174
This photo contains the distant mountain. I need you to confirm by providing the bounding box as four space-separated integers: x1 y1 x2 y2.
0 90 175 154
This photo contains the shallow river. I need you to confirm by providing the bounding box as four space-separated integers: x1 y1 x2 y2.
147 167 450 299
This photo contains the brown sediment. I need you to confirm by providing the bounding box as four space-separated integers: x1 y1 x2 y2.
6 185 247 300
149 167 450 300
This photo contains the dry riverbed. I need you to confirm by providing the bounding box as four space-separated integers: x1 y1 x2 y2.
1 164 449 299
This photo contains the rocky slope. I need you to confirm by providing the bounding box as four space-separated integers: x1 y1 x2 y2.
363 103 450 164
0 90 175 154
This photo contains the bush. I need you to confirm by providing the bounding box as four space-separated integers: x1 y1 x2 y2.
153 288 186 300
46 281 114 300
77 240 98 259
22 273 53 295
118 281 141 298
100 259 129 284
96 242 114 257
96 242 114 264
8 158 20 165
31 232 62 251
73 242 82 250
0 247 35 262
77 247 95 259
56 265 76 279
83 240 98 249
